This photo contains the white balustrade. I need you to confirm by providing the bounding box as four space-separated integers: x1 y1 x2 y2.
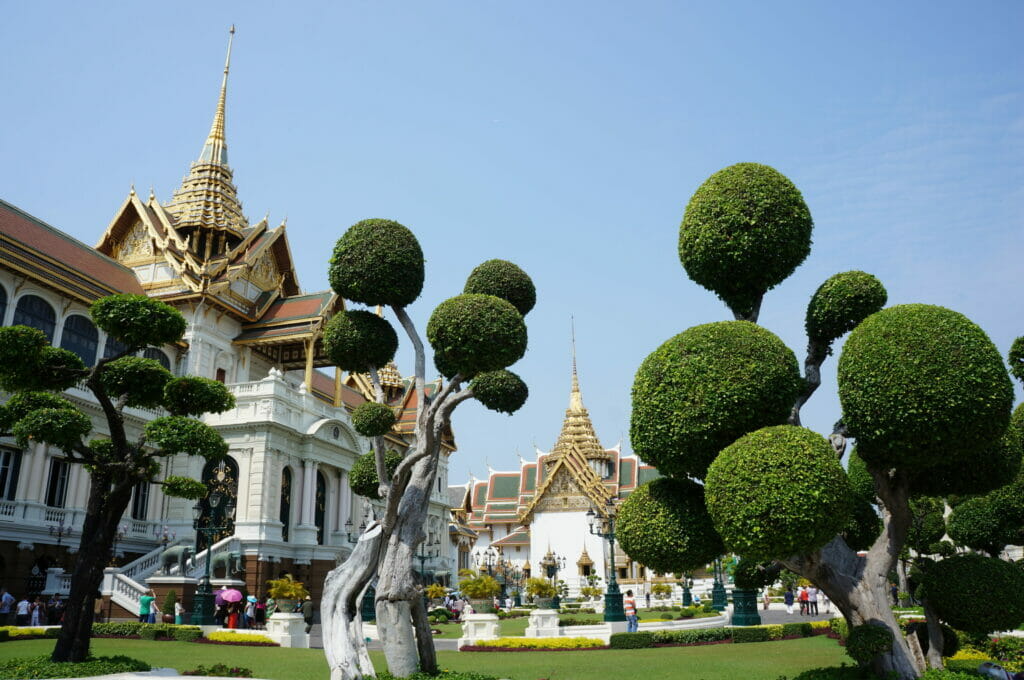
0 501 16 518
44 508 66 523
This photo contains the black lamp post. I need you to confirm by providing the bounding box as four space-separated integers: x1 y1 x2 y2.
681 574 694 607
503 561 523 606
192 489 235 625
107 523 128 622
539 548 566 609
711 557 727 612
345 517 377 622
586 499 626 623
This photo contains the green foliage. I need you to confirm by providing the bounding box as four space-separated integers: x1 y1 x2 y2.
0 391 75 431
906 496 946 554
144 416 228 460
844 624 893 665
426 294 527 377
731 627 770 643
919 553 1024 634
841 499 882 552
805 271 887 344
163 377 235 417
617 478 724 573
678 163 813 318
1009 336 1024 384
524 577 556 598
183 663 254 677
323 310 399 373
947 495 1010 555
0 655 150 679
265 574 309 600
351 402 396 437
161 590 177 615
630 321 801 479
459 570 501 598
90 294 185 349
12 407 91 452
706 425 852 561
162 476 208 500
845 449 875 504
0 327 87 392
788 668 874 680
609 631 655 649
328 218 424 307
99 357 171 409
470 370 528 414
349 449 402 499
0 325 47 366
732 559 773 589
782 622 814 638
838 304 1014 473
463 259 536 316
650 627 732 645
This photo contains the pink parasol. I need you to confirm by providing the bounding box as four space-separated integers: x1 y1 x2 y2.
221 588 243 603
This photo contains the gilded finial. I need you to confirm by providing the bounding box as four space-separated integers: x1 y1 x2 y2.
570 316 583 411
198 25 235 165
149 187 155 201
129 183 136 196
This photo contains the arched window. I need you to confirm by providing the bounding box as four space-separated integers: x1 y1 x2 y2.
45 458 70 508
143 348 170 371
60 315 99 366
131 481 149 520
315 471 327 545
0 286 8 325
196 457 238 547
0 447 21 501
103 335 129 359
279 467 292 543
13 295 56 342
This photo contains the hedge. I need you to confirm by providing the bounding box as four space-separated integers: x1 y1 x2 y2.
609 632 655 649
731 627 770 643
613 623 815 650
0 654 150 679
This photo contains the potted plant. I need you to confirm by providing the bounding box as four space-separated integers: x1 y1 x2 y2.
425 583 447 605
525 577 557 609
458 569 500 613
266 574 309 615
161 589 177 624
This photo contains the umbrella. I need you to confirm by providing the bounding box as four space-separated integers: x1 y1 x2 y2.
214 589 227 606
221 588 243 603
247 595 258 603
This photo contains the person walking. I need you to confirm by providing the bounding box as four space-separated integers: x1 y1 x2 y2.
762 589 771 611
808 586 819 616
301 596 314 634
255 596 266 629
798 586 809 616
784 587 794 615
0 588 15 626
30 597 43 626
645 592 651 609
138 590 155 624
624 589 638 633
174 599 185 625
16 596 31 626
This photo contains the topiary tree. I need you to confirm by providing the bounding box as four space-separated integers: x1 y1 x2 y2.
320 219 534 680
621 163 1021 679
0 294 233 663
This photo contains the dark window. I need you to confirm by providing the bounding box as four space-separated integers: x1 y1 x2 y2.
0 448 22 501
60 315 99 366
315 471 327 545
103 335 129 359
143 348 170 371
215 368 226 383
45 458 70 508
13 295 56 342
131 481 149 520
279 467 292 542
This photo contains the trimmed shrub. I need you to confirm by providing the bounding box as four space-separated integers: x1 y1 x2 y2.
183 664 254 677
328 218 424 307
764 624 784 640
919 553 1024 634
782 622 814 638
630 321 801 479
789 667 874 680
731 627 770 643
609 632 655 649
470 370 528 414
463 259 536 316
829 618 850 640
99 357 172 409
706 425 852 561
617 477 724 573
13 407 91 453
172 627 203 642
842 499 883 552
0 654 150 679
805 271 887 344
838 304 1014 476
678 162 813 318
426 294 527 377
144 416 228 460
651 627 731 645
207 631 277 645
471 637 603 649
351 402 396 437
845 624 893 665
90 294 186 348
92 622 145 637
323 310 399 374
349 449 403 500
163 376 235 417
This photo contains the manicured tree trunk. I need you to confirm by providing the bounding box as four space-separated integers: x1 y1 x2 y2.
322 523 382 680
51 474 134 662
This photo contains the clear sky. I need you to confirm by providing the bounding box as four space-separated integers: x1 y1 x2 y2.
2 2 1022 486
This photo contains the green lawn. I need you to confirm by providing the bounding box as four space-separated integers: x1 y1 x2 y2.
0 636 851 680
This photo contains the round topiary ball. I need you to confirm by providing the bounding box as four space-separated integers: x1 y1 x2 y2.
616 478 724 574
679 163 813 318
846 449 876 504
351 402 396 437
920 553 1024 634
630 321 802 479
100 357 172 409
842 499 882 552
838 304 1014 471
705 425 852 561
845 624 894 666
805 271 887 344
1009 336 1024 384
328 218 424 307
426 294 527 377
323 310 399 373
947 496 1005 555
163 376 235 417
464 260 536 316
732 559 774 589
470 370 528 414
349 449 403 500
90 294 186 348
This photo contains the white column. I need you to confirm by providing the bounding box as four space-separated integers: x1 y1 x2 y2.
301 460 316 525
337 470 350 531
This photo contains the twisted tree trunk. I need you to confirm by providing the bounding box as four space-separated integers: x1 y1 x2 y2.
322 523 383 680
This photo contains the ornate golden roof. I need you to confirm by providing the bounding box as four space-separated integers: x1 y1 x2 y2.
164 26 249 251
376 361 404 389
549 355 612 462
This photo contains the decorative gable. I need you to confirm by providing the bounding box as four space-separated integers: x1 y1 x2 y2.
116 220 155 262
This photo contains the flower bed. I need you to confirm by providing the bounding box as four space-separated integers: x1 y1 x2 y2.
462 637 605 651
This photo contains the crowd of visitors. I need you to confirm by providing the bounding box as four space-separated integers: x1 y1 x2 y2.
0 587 66 626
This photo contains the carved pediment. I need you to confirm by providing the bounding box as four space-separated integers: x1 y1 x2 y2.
531 465 591 513
116 220 155 262
251 250 278 288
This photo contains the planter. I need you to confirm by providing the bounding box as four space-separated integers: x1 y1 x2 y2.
468 598 496 614
272 598 298 615
730 588 761 626
162 613 175 624
535 597 558 610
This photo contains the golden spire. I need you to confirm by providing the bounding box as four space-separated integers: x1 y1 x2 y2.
199 25 234 165
570 316 583 412
549 321 610 462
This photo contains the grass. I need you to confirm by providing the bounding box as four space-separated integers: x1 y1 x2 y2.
0 635 850 680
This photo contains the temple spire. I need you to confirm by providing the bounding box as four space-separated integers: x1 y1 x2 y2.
548 321 609 463
199 25 234 165
570 316 583 411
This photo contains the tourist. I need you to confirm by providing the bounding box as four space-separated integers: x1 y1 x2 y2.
784 587 794 615
244 596 256 628
138 589 155 624
255 596 266 629
16 596 30 626
266 595 277 620
174 598 185 625
30 596 43 626
808 586 819 616
891 583 899 606
302 595 314 634
0 588 14 626
692 592 701 606
624 589 638 633
798 586 809 615
645 592 651 609
762 589 771 611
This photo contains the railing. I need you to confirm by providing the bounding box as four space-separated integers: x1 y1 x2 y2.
0 501 16 518
110 572 149 614
44 508 66 523
120 540 180 582
184 535 239 578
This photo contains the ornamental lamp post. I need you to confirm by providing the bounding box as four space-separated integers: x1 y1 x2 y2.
711 557 727 612
682 574 694 607
586 499 626 623
191 489 235 625
107 523 129 622
539 548 567 609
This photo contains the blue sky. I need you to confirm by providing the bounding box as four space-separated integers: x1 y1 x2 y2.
2 2 1022 485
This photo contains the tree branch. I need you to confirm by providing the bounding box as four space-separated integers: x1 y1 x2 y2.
426 373 464 421
732 294 764 323
789 339 830 426
865 467 912 580
392 307 424 403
